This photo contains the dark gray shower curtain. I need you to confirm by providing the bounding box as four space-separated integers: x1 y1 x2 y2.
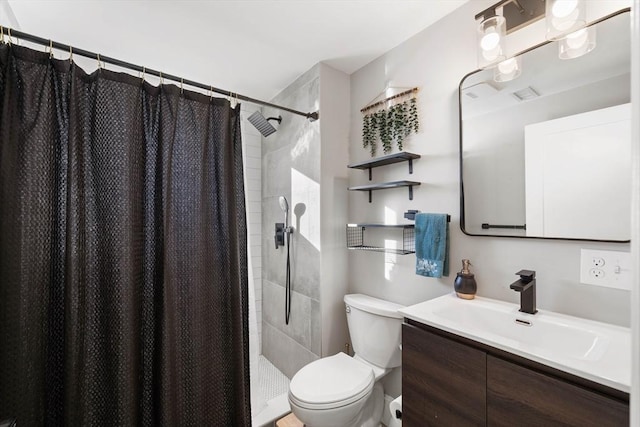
0 43 250 426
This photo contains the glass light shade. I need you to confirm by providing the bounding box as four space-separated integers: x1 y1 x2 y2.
477 16 506 69
559 26 596 59
546 0 586 41
494 57 522 82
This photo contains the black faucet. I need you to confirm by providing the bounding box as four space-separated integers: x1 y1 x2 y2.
510 270 537 314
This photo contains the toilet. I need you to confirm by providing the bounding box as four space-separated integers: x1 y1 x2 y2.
288 294 404 427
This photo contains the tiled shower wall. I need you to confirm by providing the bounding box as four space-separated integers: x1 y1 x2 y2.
241 104 263 353
261 65 322 379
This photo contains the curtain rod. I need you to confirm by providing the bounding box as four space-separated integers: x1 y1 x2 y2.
0 26 319 122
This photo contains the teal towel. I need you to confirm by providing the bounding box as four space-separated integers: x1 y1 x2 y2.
415 213 449 278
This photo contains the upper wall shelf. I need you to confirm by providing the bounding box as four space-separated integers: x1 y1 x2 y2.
348 152 421 181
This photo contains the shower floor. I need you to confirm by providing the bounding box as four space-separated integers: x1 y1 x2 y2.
252 356 291 427
257 355 289 401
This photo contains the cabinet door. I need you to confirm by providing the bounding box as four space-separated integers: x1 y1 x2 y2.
487 355 629 427
402 324 486 426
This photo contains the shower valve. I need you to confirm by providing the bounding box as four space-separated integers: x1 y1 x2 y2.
275 223 285 249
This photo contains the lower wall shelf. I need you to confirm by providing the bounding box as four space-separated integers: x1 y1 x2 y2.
348 180 420 203
346 224 415 254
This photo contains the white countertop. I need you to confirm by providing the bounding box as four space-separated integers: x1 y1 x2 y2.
399 293 631 393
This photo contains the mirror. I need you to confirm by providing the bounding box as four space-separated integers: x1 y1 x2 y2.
459 10 630 242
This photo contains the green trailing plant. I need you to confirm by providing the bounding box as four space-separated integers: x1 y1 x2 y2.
362 114 376 157
409 97 419 134
378 110 392 154
360 95 419 157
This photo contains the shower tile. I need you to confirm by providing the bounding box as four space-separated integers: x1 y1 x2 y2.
290 237 321 300
310 298 321 356
263 322 319 379
262 280 313 350
262 148 291 198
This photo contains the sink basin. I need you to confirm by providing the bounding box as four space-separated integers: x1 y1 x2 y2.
399 293 631 392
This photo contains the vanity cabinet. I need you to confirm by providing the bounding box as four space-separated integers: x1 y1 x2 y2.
402 321 629 427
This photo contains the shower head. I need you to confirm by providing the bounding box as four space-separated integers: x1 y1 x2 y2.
279 196 289 213
279 196 289 227
248 111 282 137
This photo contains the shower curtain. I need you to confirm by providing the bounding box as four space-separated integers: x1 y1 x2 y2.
0 43 251 426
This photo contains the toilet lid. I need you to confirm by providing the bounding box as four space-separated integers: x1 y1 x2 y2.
289 352 374 409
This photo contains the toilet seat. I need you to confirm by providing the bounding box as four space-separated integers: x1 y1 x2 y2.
289 352 374 410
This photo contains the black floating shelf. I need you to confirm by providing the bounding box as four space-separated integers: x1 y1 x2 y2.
346 224 415 255
348 180 421 203
348 152 421 180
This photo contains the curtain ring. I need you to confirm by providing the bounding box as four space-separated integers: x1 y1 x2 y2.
48 39 53 58
97 53 102 69
159 71 164 85
0 26 4 44
7 28 12 46
180 78 184 94
69 45 73 62
210 85 214 100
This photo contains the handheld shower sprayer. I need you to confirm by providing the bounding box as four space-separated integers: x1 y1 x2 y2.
279 195 289 228
275 196 293 324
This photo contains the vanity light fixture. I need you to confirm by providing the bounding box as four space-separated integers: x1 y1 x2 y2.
494 56 522 82
545 0 586 41
476 0 546 69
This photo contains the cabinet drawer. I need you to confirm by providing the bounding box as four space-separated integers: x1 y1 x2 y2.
487 355 629 427
402 324 486 426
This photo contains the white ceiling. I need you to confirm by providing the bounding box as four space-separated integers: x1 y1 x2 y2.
4 0 469 101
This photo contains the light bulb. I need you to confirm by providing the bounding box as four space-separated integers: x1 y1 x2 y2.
477 15 506 69
494 57 522 82
546 0 586 41
481 28 500 51
559 26 596 59
498 58 517 74
551 0 578 18
565 28 588 49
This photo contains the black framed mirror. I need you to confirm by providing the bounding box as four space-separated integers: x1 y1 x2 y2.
459 9 631 242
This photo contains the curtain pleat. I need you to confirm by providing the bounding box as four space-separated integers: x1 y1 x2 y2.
0 43 250 426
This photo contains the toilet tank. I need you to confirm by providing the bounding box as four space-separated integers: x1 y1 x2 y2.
344 294 405 369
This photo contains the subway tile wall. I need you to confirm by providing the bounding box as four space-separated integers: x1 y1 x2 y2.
241 104 263 353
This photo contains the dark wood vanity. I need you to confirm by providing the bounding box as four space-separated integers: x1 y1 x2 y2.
402 320 629 426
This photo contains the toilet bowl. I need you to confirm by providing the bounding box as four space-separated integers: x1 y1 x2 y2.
288 294 404 427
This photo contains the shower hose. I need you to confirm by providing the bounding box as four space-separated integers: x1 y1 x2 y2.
285 230 291 325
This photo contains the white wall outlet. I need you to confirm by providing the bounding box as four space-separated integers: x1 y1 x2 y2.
580 249 631 290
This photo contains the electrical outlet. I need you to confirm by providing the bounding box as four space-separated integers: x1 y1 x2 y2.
580 249 631 290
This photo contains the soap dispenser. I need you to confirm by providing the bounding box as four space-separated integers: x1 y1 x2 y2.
454 259 477 300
